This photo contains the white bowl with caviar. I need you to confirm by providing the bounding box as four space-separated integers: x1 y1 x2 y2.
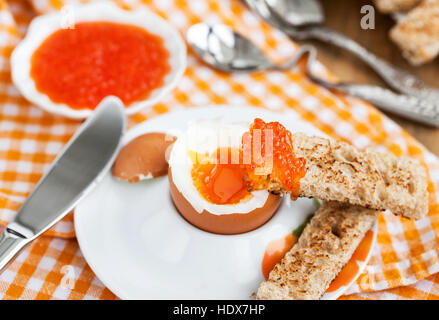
11 1 186 119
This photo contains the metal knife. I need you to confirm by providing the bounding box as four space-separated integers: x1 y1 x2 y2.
0 96 126 272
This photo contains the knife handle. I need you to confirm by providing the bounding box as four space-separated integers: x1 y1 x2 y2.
0 228 31 272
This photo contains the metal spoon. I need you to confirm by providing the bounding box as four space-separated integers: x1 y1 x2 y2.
187 23 439 127
243 0 439 102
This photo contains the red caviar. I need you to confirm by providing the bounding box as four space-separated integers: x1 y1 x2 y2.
30 22 170 110
243 118 307 198
191 118 306 204
191 119 306 205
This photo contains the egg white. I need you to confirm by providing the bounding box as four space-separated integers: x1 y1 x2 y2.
169 119 273 215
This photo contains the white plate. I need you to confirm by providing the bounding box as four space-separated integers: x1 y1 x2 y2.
75 106 376 299
11 2 186 119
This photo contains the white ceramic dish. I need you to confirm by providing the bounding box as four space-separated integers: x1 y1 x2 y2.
11 1 186 119
74 106 376 299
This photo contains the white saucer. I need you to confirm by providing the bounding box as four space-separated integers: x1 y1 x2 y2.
74 106 375 299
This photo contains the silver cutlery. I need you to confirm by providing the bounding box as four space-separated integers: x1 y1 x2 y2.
243 0 439 102
187 23 439 127
0 96 126 272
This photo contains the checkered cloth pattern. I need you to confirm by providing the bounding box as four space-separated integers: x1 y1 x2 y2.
0 0 438 299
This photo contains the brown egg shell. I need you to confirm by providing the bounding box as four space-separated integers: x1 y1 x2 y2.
168 170 282 235
113 132 176 182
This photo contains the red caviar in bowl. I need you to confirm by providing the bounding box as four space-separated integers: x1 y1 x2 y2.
30 22 170 110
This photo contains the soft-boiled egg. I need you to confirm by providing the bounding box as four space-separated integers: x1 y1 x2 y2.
168 119 282 235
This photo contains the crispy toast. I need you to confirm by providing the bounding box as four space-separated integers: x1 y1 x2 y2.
390 0 439 65
262 133 428 220
256 202 378 300
374 0 422 13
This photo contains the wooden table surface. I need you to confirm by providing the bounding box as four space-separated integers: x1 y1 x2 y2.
311 0 439 156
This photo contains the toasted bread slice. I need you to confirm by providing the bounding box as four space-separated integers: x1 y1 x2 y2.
374 0 422 13
262 133 428 220
390 0 439 65
257 202 378 300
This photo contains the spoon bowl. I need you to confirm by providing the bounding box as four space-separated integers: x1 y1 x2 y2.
187 23 275 72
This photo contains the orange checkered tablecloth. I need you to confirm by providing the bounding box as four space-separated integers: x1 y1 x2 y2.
0 0 438 300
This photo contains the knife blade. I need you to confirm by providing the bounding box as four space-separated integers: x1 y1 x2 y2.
0 96 126 272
